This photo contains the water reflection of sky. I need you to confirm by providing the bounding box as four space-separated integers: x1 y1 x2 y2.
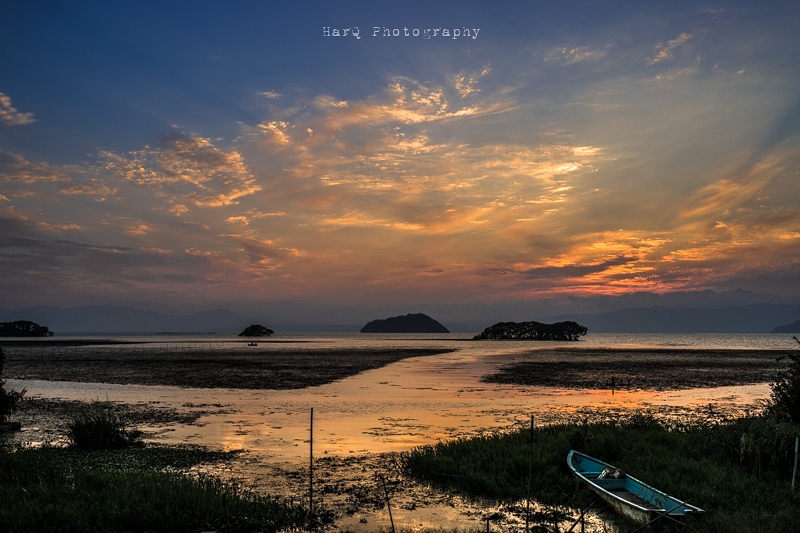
6 333 776 460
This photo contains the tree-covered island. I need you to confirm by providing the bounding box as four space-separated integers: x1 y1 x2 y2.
473 320 587 341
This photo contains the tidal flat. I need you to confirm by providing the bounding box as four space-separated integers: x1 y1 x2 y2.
2 333 796 531
4 344 454 389
481 347 791 390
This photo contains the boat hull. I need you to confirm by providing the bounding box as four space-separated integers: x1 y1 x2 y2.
567 450 704 525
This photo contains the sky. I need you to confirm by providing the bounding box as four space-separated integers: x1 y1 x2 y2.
2 1 800 320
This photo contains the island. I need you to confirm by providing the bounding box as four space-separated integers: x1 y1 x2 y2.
0 320 54 337
772 319 800 333
361 313 450 333
473 320 587 341
238 324 274 337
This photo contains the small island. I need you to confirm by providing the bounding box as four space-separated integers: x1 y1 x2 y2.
238 324 274 337
0 320 54 337
473 320 587 341
361 313 450 333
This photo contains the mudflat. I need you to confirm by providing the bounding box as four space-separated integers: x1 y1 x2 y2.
3 346 454 389
482 347 793 391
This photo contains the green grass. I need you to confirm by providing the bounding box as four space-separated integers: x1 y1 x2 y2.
405 415 800 532
0 444 308 533
65 401 140 450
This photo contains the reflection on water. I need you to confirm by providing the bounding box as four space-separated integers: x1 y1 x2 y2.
6 333 777 459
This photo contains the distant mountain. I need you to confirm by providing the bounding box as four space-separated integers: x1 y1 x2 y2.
0 305 253 334
546 303 800 333
361 313 450 333
773 319 800 333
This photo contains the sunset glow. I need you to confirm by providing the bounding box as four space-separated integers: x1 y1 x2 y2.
2 2 799 319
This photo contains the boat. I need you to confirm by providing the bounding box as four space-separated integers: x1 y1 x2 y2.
567 450 704 525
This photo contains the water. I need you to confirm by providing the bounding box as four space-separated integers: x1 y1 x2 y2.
5 332 787 457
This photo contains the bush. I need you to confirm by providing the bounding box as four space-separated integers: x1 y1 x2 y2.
0 347 25 422
66 402 140 450
769 336 800 424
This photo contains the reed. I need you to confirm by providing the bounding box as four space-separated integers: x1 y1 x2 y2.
65 401 139 450
405 415 800 533
0 444 307 533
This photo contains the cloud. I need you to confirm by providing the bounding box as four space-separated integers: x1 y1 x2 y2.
521 255 633 279
309 77 515 132
259 91 281 99
453 67 489 97
647 33 693 64
100 131 261 207
545 46 608 66
0 93 35 125
60 181 118 201
225 233 305 269
680 142 800 221
0 151 70 184
239 74 605 242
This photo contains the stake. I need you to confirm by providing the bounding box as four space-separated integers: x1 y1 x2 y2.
793 436 798 490
381 475 396 533
310 407 314 523
527 414 534 533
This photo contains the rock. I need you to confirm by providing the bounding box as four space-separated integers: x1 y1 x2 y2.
360 313 449 333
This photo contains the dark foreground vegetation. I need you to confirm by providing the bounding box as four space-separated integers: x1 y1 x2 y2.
0 402 308 533
405 415 800 532
410 338 800 531
0 320 53 337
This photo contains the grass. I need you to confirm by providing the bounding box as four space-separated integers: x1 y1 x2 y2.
65 401 141 450
404 414 800 532
0 443 308 533
2 398 307 532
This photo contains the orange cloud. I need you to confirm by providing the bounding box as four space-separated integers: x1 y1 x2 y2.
100 132 261 207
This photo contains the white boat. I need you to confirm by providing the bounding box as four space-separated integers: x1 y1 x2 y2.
567 450 704 524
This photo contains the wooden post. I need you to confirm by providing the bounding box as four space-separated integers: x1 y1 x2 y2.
793 436 798 490
527 414 534 533
382 475 396 533
310 407 314 522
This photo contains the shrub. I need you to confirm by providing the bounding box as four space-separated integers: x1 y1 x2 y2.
0 347 26 422
66 402 141 450
768 336 800 424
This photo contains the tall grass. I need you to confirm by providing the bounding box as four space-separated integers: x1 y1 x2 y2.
0 444 307 533
405 415 800 533
65 401 140 450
